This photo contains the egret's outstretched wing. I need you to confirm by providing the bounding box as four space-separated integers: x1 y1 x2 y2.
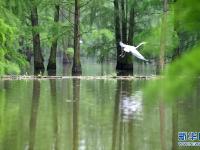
130 49 148 61
136 42 147 48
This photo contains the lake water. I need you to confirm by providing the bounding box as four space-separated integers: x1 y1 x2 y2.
0 59 199 150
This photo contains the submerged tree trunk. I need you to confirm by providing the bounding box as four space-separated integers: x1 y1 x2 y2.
157 0 168 74
31 5 44 72
47 5 60 70
115 0 133 71
72 0 82 75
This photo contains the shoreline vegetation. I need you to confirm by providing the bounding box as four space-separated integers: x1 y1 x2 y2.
0 75 157 80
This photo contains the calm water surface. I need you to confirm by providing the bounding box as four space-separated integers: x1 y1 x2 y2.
0 61 199 150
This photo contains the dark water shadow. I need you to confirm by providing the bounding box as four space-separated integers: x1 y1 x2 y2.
72 78 80 150
117 70 133 76
72 72 82 76
34 69 45 76
159 101 166 150
50 79 59 150
29 80 40 150
48 70 57 76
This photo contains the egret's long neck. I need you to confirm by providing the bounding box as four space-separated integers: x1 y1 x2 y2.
136 42 146 48
119 41 126 48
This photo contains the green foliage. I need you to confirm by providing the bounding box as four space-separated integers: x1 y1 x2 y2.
176 0 200 31
65 47 74 57
145 45 200 102
0 17 28 75
82 29 114 63
144 0 200 103
81 0 114 29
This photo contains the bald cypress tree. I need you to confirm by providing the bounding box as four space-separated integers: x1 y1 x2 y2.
157 0 168 74
72 0 82 75
115 0 134 72
30 1 44 72
47 5 60 70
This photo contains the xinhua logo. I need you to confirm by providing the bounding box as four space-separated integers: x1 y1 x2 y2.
178 132 200 147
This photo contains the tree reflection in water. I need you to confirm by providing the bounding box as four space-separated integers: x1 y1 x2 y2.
72 78 80 150
50 79 59 150
112 80 142 150
29 80 40 150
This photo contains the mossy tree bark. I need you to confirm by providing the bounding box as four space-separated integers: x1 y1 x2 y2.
72 0 82 75
47 5 60 70
31 3 44 72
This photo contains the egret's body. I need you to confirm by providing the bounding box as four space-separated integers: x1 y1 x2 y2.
119 41 148 61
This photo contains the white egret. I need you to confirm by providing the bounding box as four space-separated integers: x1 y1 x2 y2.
119 41 148 61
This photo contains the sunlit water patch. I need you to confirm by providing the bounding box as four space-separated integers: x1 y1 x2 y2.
120 91 143 121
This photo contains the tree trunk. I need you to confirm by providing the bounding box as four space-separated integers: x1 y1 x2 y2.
114 0 121 66
115 0 133 71
172 0 180 61
157 0 168 74
72 0 82 75
47 5 60 70
128 6 134 45
121 0 127 43
63 7 73 64
31 5 44 72
60 7 70 64
172 35 180 61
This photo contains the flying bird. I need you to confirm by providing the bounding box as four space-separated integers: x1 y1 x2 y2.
119 41 148 61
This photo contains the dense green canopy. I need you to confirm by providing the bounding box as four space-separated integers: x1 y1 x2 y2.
0 0 199 74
